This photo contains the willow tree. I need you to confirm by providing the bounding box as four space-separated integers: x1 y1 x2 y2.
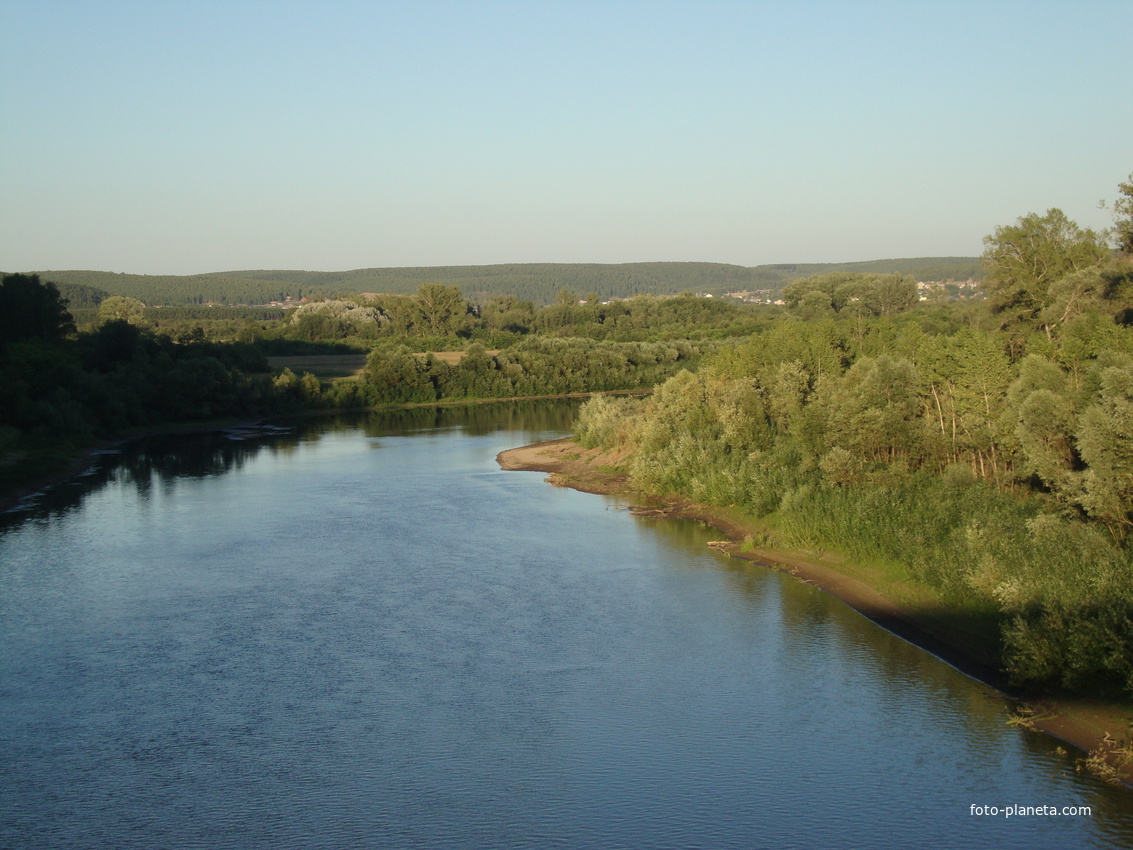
98 295 146 325
981 208 1109 341
1077 363 1133 538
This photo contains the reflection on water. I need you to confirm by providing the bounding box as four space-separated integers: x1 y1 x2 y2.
1 399 582 531
2 400 1132 849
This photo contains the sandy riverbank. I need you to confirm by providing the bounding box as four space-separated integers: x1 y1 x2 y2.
497 436 1133 787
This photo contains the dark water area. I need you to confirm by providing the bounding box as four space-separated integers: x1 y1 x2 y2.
2 401 1132 848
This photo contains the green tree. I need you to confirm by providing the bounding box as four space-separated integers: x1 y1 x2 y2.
98 295 146 325
0 273 75 345
1107 173 1133 256
414 283 467 336
858 274 919 316
1077 364 1133 536
918 329 1012 480
782 273 850 312
783 272 917 319
981 208 1109 338
768 360 811 431
1014 388 1079 497
289 299 385 340
796 289 835 320
823 355 922 467
363 346 437 403
480 294 535 333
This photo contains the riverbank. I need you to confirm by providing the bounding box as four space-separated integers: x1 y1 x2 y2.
497 436 1133 788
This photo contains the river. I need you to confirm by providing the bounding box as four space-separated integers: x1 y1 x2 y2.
2 401 1132 848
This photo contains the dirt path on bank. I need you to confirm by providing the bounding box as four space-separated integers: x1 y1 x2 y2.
497 437 1133 787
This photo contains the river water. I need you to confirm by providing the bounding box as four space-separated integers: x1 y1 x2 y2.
2 401 1132 849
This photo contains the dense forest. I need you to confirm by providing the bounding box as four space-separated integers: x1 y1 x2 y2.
19 257 981 308
573 177 1133 699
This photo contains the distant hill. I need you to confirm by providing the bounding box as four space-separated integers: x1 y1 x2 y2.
54 281 111 310
21 258 982 307
16 271 323 308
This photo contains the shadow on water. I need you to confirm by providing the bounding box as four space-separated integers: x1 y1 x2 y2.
633 511 1133 838
0 399 583 533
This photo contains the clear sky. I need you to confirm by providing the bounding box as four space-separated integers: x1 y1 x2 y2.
1 0 1129 275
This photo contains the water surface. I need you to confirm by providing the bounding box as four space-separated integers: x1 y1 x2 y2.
2 402 1131 848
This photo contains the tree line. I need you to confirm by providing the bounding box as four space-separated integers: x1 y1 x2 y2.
26 258 982 309
42 261 978 351
77 287 777 353
266 287 773 349
0 275 715 492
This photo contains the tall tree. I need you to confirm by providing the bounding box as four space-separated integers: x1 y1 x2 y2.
1077 364 1133 537
823 355 922 466
414 283 467 336
1111 173 1133 256
98 295 146 325
981 208 1109 338
0 273 75 346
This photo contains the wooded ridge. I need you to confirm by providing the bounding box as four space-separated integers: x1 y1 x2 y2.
14 258 982 307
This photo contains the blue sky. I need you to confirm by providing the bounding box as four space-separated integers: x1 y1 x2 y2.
1 0 1129 275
